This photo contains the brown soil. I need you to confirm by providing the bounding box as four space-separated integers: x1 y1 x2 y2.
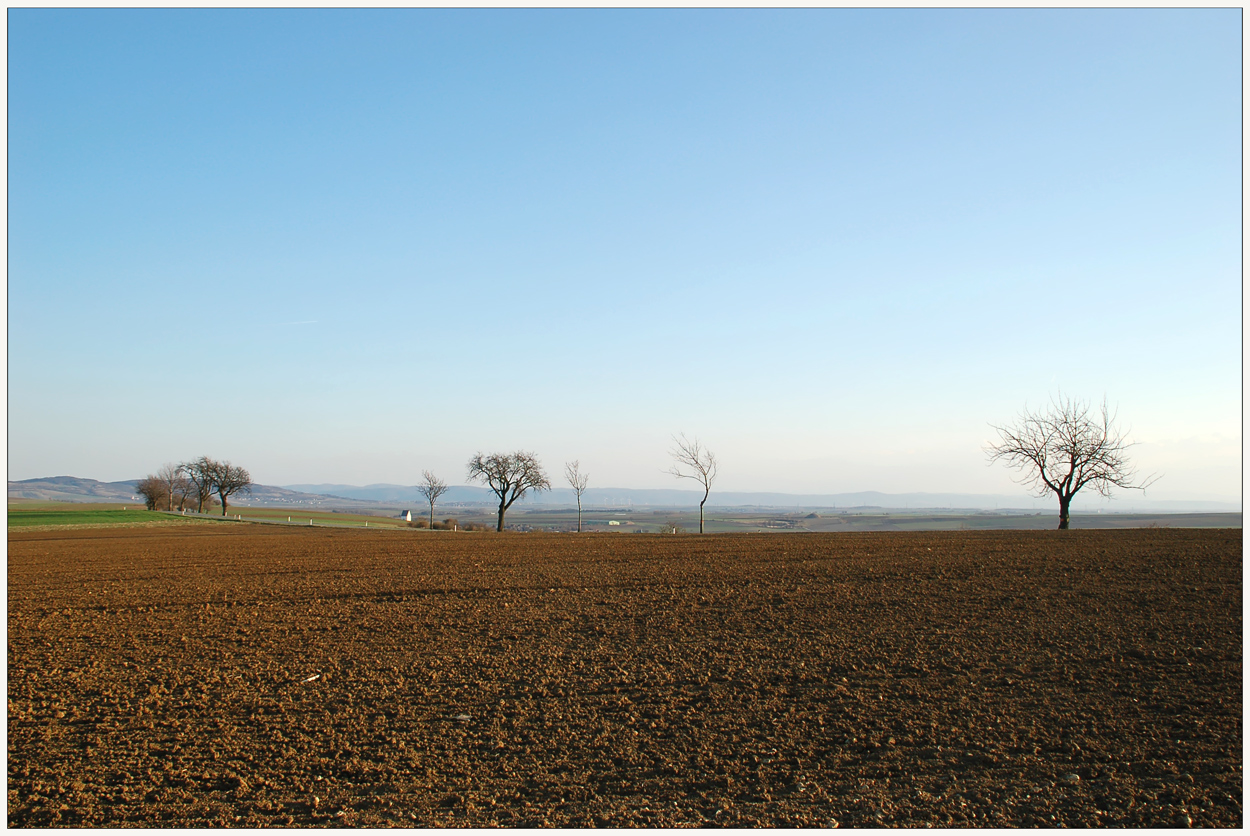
7 527 1241 827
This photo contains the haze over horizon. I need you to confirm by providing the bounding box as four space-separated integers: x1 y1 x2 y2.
8 9 1241 505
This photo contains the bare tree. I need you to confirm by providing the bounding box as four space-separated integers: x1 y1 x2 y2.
416 470 449 530
668 433 717 534
174 480 193 511
182 456 218 513
208 460 253 517
134 476 167 510
564 460 589 533
155 463 191 512
467 451 551 532
987 394 1158 530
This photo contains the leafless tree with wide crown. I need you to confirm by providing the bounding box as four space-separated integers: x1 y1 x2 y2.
668 434 717 534
134 476 167 510
986 394 1158 530
208 460 253 517
564 460 589 533
467 451 551 532
181 456 218 514
416 470 449 530
180 457 252 516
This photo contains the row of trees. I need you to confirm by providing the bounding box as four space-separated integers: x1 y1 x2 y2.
129 443 705 533
135 457 253 516
435 395 1153 534
413 453 579 533
656 400 1155 534
131 396 1152 533
410 437 720 534
409 454 545 534
654 399 1153 534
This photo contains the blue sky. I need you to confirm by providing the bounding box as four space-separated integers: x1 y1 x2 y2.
8 9 1242 502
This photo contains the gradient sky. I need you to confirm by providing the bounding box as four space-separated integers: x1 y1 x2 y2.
8 8 1242 501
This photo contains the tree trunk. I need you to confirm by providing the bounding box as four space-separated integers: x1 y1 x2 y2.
497 501 507 532
577 496 582 533
1058 494 1071 530
220 492 228 516
429 503 435 530
699 498 706 534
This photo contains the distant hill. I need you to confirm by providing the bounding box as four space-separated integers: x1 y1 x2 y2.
8 476 142 503
8 476 363 508
284 483 486 503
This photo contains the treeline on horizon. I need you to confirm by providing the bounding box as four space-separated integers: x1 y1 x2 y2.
129 396 1163 532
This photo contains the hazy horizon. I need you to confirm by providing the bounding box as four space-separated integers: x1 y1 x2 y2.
6 473 1240 510
8 9 1241 503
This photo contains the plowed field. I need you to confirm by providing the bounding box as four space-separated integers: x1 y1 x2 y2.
8 526 1241 827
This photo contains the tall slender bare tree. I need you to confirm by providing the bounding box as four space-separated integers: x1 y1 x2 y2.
467 451 551 532
155 463 191 512
564 460 589 533
668 434 717 534
987 394 1158 530
416 470 449 529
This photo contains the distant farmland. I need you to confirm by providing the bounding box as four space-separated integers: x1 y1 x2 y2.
7 506 210 529
9 500 1239 535
396 506 1242 534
